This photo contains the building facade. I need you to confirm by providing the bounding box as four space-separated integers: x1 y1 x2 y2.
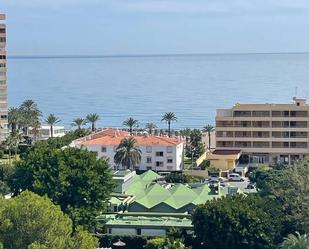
28 125 66 141
0 14 8 141
72 129 184 171
216 97 309 165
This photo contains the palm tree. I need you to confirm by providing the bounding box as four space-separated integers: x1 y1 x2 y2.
123 117 138 135
203 124 214 149
71 118 87 130
161 112 177 137
4 130 23 163
31 120 41 142
45 114 61 138
8 107 21 132
114 137 142 170
145 123 157 135
86 113 100 132
20 99 42 135
280 232 309 249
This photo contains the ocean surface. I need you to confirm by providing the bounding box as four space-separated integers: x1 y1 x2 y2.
7 53 309 129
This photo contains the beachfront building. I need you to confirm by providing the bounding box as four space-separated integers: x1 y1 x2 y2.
0 14 8 141
215 97 309 166
28 125 66 140
72 128 184 171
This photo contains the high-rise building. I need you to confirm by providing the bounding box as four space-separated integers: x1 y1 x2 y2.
0 14 8 141
215 97 309 165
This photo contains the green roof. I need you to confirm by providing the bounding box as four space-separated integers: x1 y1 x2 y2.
140 170 161 181
136 184 171 208
102 213 193 229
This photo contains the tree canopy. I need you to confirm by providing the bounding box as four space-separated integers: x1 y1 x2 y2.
192 194 284 249
9 142 114 230
0 191 98 249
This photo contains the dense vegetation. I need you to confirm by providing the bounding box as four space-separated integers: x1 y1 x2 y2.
8 141 114 230
0 191 98 249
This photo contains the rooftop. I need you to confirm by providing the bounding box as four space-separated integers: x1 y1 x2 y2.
212 149 242 155
81 134 182 146
126 171 228 210
100 213 193 228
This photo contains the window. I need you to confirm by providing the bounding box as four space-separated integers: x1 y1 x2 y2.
167 146 173 153
146 146 152 153
101 146 107 152
0 38 6 42
156 161 164 167
156 151 164 157
167 157 173 164
0 29 5 33
146 157 152 163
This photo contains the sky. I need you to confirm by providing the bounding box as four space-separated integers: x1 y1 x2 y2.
2 0 309 55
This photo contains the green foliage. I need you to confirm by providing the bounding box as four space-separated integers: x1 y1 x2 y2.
0 191 73 249
72 226 99 249
165 172 203 183
28 243 48 249
192 194 284 249
0 150 4 159
144 237 186 249
252 161 309 234
86 113 100 132
123 117 139 134
199 160 210 170
162 112 177 137
280 232 309 249
99 235 148 249
114 137 142 169
186 129 205 160
72 118 87 130
9 142 114 230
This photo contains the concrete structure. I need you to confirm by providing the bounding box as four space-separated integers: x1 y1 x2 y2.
0 14 8 141
208 149 242 172
72 128 184 171
28 125 65 140
216 97 309 165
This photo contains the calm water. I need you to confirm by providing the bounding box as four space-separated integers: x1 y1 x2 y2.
7 53 309 129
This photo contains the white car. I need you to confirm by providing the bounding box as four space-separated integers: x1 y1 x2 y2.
228 173 245 182
205 176 227 183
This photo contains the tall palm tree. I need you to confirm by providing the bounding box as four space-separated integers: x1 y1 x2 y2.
203 124 214 149
20 99 42 135
45 114 61 138
71 118 87 130
123 117 138 135
280 232 309 249
8 107 21 132
145 122 157 135
114 137 141 170
161 112 177 137
86 113 100 132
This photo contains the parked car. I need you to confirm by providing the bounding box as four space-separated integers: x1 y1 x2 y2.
206 179 227 187
228 173 245 182
205 176 227 183
246 182 256 189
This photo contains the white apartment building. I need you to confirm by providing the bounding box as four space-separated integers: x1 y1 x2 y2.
72 129 184 171
28 125 66 140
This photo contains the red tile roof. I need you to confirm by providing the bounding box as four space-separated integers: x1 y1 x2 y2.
81 135 182 146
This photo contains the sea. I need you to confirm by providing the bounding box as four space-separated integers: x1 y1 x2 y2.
7 53 309 130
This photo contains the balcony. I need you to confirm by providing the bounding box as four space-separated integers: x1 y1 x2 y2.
216 131 234 137
216 121 233 127
253 142 270 148
252 121 270 128
233 111 251 117
272 142 289 148
234 131 251 138
234 121 251 127
217 141 234 148
235 141 251 148
252 111 270 117
290 142 307 148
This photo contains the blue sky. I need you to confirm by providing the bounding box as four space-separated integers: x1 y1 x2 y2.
2 0 309 55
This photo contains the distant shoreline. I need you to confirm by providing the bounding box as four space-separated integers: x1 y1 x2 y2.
7 51 309 59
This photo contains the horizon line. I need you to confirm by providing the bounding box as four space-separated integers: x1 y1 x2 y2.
7 51 309 59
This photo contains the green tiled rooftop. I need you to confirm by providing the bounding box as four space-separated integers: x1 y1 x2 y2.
103 213 193 228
